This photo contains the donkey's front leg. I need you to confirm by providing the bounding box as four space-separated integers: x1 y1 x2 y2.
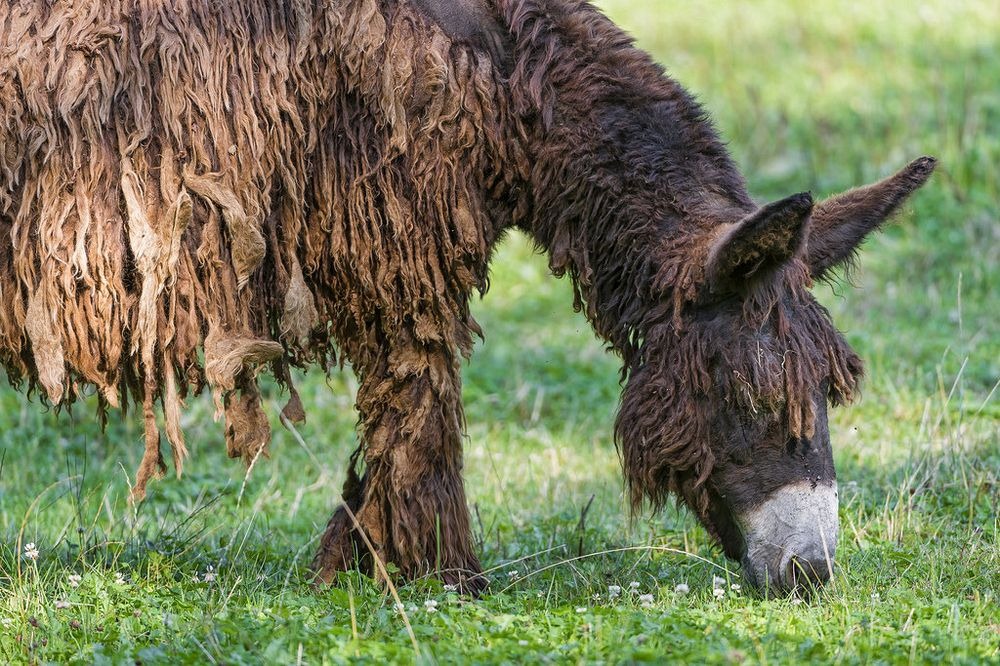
312 334 484 594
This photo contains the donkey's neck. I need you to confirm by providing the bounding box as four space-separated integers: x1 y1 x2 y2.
500 0 753 359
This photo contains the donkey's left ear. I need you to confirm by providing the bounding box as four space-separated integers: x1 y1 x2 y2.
704 192 813 294
806 156 937 279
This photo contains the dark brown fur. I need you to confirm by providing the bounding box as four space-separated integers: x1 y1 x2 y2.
0 0 934 591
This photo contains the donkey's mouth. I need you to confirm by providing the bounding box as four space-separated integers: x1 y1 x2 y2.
737 480 839 595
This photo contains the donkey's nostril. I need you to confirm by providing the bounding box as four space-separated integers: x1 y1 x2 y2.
784 554 832 589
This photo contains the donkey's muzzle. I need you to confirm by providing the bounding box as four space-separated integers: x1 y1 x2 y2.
737 480 838 595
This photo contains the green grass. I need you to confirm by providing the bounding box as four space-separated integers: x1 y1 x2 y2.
1 0 998 663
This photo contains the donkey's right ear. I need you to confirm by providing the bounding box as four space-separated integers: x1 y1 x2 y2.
704 192 813 294
806 156 937 279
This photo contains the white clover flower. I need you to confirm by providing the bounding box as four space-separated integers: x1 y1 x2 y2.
393 602 406 614
507 569 520 580
629 581 640 590
424 599 438 614
608 584 622 599
674 583 690 595
203 566 215 583
730 583 741 592
54 600 70 610
443 584 458 593
576 607 587 613
115 572 127 585
712 576 726 589
68 574 82 588
638 593 654 607
713 587 726 599
23 543 39 561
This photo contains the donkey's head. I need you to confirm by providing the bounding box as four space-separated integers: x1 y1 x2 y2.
617 157 936 594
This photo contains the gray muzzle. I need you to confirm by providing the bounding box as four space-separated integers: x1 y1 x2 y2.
737 480 838 594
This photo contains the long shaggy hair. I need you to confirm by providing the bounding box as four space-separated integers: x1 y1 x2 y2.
0 0 521 499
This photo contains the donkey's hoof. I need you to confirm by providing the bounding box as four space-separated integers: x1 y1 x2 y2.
442 568 489 597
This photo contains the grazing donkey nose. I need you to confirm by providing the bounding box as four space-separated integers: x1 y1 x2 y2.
737 480 839 595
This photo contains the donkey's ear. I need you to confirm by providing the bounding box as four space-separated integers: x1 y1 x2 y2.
807 156 937 278
704 192 813 294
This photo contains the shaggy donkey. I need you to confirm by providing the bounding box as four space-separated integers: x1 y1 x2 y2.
0 0 934 593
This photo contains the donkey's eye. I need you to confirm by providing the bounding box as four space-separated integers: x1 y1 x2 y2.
732 412 766 449
786 436 814 458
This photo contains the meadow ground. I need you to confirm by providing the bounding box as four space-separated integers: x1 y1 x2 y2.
1 0 997 663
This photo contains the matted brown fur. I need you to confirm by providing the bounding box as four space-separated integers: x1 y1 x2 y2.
0 0 509 478
0 0 934 590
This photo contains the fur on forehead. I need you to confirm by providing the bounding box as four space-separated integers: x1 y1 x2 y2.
615 248 863 518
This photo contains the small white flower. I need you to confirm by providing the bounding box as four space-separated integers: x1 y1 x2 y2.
713 587 726 598
791 597 804 605
68 574 82 588
638 593 654 607
607 584 622 599
443 584 458 592
629 581 640 590
393 602 406 613
518 640 529 647
507 569 520 580
424 600 438 614
730 583 741 592
23 543 39 561
203 566 215 583
712 576 726 589
576 607 587 613
674 583 690 595
54 600 70 610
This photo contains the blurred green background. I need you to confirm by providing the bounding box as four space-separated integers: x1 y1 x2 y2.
1 0 997 662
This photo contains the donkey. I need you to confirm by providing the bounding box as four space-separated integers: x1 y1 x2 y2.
0 0 935 595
